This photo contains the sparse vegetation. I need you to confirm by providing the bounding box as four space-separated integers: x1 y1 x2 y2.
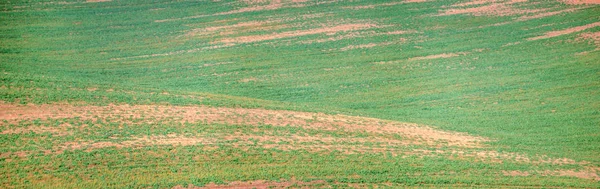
1 0 599 188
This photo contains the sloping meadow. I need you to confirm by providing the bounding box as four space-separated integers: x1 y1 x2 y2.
1 0 599 188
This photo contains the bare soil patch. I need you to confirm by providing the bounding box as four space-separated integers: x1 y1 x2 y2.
1 123 71 136
552 169 600 181
220 23 377 44
342 0 428 10
408 52 468 61
299 30 413 45
155 0 316 23
110 43 235 61
374 50 473 64
173 179 326 189
239 0 270 5
502 170 530 176
187 21 275 36
343 5 376 10
503 168 600 181
31 132 412 157
476 7 583 29
560 0 600 5
0 102 488 147
215 0 312 16
339 43 379 51
216 1 282 16
577 31 600 49
328 40 404 52
451 0 503 7
299 31 375 44
517 8 581 21
416 148 584 165
385 30 416 35
439 0 543 17
238 77 258 83
86 0 111 2
528 22 600 40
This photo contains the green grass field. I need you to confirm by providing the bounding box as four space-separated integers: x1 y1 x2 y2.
1 0 599 188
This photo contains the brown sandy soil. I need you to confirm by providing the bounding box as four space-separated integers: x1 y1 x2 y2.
117 22 376 60
155 0 289 23
299 31 372 44
110 43 235 61
1 123 71 136
220 23 377 43
338 43 380 51
439 0 546 17
451 0 504 7
503 170 531 176
46 134 412 156
342 0 429 10
516 7 582 21
560 0 600 4
503 168 600 181
328 40 405 52
239 0 270 5
213 0 314 17
447 149 584 165
216 0 283 16
0 102 487 147
57 135 217 151
186 21 280 36
343 5 376 10
8 132 587 170
577 31 600 49
298 29 413 45
86 0 111 2
528 22 600 40
173 179 325 189
3 102 597 181
408 52 469 61
238 77 259 82
552 169 600 181
385 30 416 35
476 7 585 30
376 48 487 64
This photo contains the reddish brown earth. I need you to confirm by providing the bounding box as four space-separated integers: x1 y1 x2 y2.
0 102 487 147
439 0 533 16
408 52 469 61
2 102 598 181
577 31 600 49
220 23 377 43
560 0 600 4
186 21 283 37
517 8 582 21
338 43 380 51
173 179 326 189
503 169 600 181
342 0 428 9
110 43 235 60
528 22 600 40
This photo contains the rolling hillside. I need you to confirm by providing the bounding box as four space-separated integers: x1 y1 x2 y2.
1 0 599 188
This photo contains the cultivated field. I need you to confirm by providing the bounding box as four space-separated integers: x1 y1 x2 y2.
1 0 599 188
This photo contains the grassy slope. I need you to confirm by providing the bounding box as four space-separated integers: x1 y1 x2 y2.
1 0 599 188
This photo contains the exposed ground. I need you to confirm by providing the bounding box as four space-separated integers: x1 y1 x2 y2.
2 102 599 187
1 0 599 188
